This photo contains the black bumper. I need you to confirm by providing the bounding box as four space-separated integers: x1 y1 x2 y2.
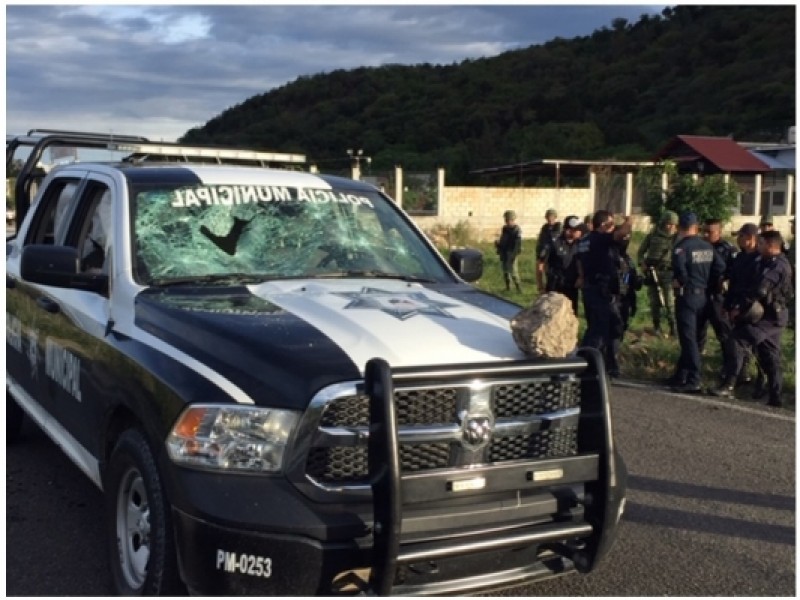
172 507 593 596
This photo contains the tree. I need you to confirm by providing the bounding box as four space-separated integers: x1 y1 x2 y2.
639 161 740 226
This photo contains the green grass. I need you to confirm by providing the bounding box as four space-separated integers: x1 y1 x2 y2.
454 237 796 408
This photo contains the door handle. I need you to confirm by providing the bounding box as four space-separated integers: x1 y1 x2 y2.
36 296 61 314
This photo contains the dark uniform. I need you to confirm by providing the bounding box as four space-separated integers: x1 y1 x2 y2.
612 234 642 367
496 210 522 292
539 230 580 315
670 214 725 392
577 228 625 378
720 246 761 392
697 236 737 381
637 213 678 336
535 216 562 262
726 250 793 406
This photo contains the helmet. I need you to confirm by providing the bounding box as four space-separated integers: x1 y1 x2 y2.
660 210 679 225
737 300 764 325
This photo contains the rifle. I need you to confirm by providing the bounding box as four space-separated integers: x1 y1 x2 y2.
647 266 667 308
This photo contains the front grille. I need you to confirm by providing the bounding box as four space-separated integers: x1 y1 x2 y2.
489 427 579 462
305 378 581 485
494 381 579 417
320 388 458 427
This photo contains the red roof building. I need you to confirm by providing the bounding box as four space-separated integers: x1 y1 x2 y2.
654 135 771 174
655 134 794 220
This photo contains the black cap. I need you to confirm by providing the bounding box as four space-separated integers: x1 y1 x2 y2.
679 212 698 227
762 230 784 245
563 215 581 230
737 223 759 236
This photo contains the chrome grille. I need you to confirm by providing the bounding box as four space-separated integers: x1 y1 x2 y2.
305 377 581 485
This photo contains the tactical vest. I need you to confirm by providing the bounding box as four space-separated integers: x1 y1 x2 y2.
643 230 675 270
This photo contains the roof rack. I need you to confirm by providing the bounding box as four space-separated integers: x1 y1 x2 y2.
25 129 150 143
7 129 308 231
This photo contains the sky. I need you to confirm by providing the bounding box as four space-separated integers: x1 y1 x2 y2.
4 3 673 143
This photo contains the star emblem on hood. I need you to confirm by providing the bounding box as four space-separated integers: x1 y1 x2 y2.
334 287 459 320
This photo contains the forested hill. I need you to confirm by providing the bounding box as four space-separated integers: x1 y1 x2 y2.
180 5 795 183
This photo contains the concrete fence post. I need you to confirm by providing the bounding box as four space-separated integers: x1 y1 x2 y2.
395 165 403 207
754 173 762 217
437 167 445 216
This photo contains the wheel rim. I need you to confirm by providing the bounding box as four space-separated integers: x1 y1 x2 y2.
116 466 150 589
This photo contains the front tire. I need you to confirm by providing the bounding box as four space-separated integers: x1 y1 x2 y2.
105 429 183 595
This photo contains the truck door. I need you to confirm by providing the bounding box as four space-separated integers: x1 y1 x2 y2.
9 173 117 476
7 176 83 415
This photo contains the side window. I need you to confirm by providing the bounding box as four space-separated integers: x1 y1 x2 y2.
75 186 113 274
25 179 82 245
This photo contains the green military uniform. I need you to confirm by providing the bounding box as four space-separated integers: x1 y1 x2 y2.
496 210 523 292
637 211 678 336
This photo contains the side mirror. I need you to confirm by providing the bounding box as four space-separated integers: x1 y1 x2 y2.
449 248 483 283
20 244 108 295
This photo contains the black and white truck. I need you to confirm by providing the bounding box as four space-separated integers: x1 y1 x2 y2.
6 130 626 596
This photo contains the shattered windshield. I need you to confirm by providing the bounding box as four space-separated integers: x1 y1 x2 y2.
132 182 451 285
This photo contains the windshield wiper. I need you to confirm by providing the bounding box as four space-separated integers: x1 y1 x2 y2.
148 273 274 287
312 270 437 283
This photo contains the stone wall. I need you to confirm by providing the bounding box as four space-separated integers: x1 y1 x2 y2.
407 183 794 244
411 186 594 242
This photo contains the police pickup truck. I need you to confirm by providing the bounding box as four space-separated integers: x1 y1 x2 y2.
6 130 625 596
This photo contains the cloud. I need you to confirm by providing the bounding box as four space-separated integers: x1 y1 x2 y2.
5 4 667 142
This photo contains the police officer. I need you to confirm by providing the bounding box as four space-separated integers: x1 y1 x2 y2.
576 210 634 379
712 223 761 397
535 208 561 291
724 230 793 407
637 211 678 337
698 218 737 383
668 212 725 393
495 209 523 292
612 225 642 366
537 215 583 315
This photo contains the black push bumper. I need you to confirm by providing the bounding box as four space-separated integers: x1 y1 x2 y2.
169 348 626 596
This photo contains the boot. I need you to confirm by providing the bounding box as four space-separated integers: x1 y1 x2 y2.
653 320 661 336
504 274 511 291
766 395 783 408
710 378 736 399
512 276 521 293
752 374 766 400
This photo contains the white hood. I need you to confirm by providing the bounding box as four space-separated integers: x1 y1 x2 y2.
249 279 526 370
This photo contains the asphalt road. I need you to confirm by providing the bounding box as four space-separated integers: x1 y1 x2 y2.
5 384 796 596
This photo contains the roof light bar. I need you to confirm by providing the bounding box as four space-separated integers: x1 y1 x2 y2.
108 142 306 165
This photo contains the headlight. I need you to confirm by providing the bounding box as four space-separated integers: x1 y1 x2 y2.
166 404 299 473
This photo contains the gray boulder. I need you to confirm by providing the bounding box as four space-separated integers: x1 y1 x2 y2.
510 292 579 358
